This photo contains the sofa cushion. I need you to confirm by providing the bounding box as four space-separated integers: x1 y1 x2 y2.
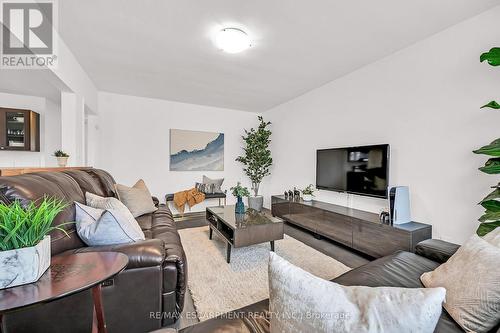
63 170 111 198
62 238 166 269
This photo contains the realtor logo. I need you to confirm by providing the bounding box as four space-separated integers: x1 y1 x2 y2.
1 0 57 68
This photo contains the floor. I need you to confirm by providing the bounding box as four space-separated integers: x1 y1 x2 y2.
169 211 371 330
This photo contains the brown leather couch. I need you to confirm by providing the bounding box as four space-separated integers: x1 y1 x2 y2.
0 169 187 333
169 239 498 333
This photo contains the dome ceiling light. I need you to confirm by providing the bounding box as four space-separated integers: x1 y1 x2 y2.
215 28 252 54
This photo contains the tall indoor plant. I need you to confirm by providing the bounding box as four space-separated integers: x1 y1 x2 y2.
0 197 68 289
236 116 272 212
473 47 500 236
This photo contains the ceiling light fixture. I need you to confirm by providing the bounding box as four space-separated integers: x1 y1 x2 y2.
215 28 251 54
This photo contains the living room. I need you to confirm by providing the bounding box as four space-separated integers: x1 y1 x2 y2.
0 1 499 333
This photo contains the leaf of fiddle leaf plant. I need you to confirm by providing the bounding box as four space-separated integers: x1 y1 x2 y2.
480 199 500 212
481 101 500 109
477 221 500 237
473 138 500 156
481 187 500 204
480 47 500 66
479 158 500 174
479 211 500 223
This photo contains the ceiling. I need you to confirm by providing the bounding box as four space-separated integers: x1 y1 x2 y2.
59 0 500 112
0 70 61 104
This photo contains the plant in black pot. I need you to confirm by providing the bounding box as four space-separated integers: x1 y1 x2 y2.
231 182 250 214
236 116 272 212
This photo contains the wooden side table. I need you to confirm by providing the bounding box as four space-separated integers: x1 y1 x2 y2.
0 252 128 333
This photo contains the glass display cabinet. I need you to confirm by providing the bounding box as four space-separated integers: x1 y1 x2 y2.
0 108 40 151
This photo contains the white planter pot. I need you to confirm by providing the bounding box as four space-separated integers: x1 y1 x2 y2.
56 156 69 167
0 236 51 289
303 194 313 201
248 195 264 212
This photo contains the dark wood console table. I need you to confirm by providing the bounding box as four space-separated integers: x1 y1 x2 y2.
271 195 431 258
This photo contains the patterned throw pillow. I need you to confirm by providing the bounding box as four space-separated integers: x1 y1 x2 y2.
420 234 500 332
202 175 224 193
195 182 215 194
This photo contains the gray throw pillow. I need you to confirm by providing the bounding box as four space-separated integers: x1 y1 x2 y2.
269 253 445 333
202 175 224 193
75 202 145 246
115 179 157 217
421 234 500 333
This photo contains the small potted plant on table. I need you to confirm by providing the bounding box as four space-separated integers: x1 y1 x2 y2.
0 197 68 289
230 182 250 214
301 184 316 202
54 150 70 167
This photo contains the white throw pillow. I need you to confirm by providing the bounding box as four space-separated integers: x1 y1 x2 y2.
483 227 500 248
268 253 445 333
421 234 500 332
86 192 127 210
75 202 145 246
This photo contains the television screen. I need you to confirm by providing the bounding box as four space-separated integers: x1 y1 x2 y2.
316 144 390 198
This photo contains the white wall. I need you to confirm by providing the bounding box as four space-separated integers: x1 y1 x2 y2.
0 92 61 167
96 92 258 213
262 7 500 244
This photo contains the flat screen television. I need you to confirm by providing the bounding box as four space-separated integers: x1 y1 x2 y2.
316 144 390 198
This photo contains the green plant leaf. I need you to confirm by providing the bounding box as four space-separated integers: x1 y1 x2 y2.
481 101 500 109
477 221 500 237
473 138 500 156
480 47 500 66
0 197 68 251
479 158 500 174
479 210 500 222
480 199 500 212
480 187 500 204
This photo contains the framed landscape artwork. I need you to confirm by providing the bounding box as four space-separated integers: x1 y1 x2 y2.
170 129 224 171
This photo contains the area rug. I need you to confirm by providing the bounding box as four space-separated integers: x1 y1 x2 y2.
178 226 351 321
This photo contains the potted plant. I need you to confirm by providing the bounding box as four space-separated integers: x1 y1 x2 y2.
301 184 316 202
236 116 272 212
54 150 70 167
0 197 68 289
473 47 500 236
230 182 250 214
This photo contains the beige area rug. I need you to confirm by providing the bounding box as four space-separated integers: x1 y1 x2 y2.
179 226 351 321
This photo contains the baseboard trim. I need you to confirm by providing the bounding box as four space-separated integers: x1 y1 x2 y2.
173 211 206 221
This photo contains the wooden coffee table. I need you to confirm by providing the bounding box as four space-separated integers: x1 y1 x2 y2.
206 205 284 263
0 252 128 333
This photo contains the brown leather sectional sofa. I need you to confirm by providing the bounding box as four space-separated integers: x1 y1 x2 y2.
0 169 187 333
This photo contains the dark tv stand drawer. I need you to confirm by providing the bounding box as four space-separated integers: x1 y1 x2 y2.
271 195 431 258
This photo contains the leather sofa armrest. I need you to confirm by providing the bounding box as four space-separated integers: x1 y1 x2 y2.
415 239 460 264
67 239 166 269
152 196 160 207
